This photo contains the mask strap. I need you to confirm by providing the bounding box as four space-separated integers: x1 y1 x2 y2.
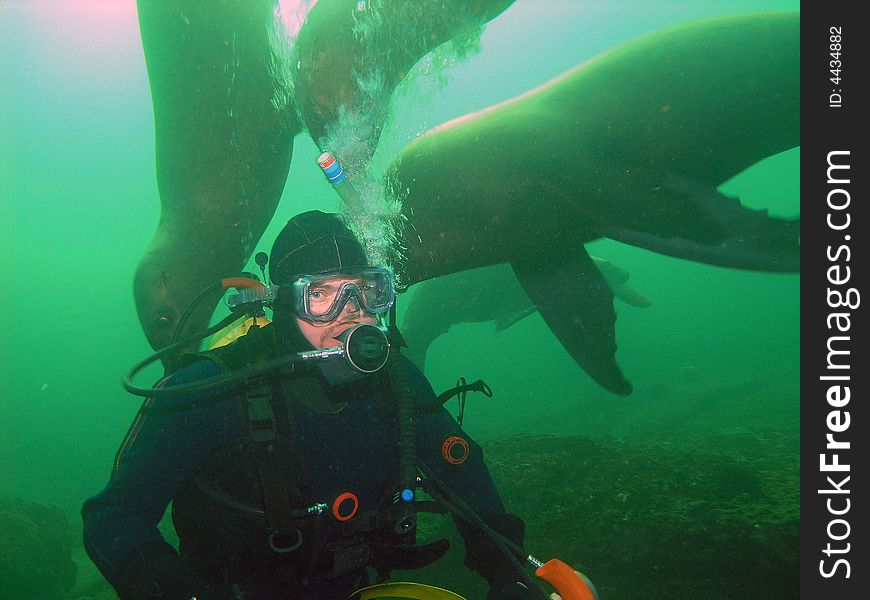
387 301 407 349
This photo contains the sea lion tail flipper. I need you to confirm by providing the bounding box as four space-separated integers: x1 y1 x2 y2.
602 174 799 273
511 248 632 396
591 256 652 308
494 305 538 332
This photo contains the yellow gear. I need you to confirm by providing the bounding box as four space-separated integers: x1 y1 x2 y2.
207 315 271 349
353 581 468 600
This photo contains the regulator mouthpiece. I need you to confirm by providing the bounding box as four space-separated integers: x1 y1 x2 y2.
337 323 391 373
313 324 389 386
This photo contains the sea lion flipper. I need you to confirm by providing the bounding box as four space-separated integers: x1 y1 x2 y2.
511 248 632 396
494 305 538 332
591 256 652 308
601 174 799 273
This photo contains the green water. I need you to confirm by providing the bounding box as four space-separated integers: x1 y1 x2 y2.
1 1 799 598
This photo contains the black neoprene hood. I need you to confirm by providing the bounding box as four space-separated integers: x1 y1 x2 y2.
269 210 369 284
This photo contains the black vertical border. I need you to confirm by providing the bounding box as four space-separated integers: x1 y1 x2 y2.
801 4 867 598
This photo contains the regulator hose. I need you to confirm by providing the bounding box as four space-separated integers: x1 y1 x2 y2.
387 355 419 536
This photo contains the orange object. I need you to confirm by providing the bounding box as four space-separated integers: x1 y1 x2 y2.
316 152 337 170
221 277 266 290
535 559 596 600
332 491 359 521
441 436 470 464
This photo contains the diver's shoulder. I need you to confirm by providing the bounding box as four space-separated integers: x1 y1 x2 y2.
162 357 223 387
147 358 228 413
390 351 437 400
391 351 428 379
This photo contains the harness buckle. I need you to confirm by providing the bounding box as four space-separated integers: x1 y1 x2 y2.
245 384 276 442
268 527 303 553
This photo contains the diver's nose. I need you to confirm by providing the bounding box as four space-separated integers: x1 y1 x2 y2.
344 292 362 314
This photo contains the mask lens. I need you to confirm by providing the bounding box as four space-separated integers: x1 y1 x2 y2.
293 268 395 322
307 278 343 317
357 271 392 311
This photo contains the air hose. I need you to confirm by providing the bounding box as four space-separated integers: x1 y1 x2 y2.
417 464 597 600
417 467 547 600
387 355 419 537
170 275 265 344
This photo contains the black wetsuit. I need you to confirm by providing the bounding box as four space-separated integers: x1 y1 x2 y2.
82 334 508 600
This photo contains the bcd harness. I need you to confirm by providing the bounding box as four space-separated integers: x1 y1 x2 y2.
171 323 450 592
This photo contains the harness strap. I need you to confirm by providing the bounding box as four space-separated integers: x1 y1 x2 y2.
239 375 311 553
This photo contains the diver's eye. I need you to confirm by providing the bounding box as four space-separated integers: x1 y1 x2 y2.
309 289 333 308
309 286 337 306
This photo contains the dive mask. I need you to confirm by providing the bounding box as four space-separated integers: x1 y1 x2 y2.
292 267 395 323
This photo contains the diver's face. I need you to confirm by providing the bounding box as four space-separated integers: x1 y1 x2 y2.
295 276 377 349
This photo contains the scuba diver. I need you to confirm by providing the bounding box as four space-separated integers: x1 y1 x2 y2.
83 210 588 600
